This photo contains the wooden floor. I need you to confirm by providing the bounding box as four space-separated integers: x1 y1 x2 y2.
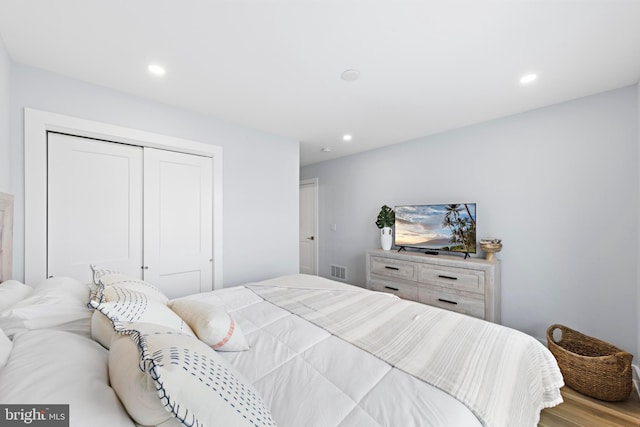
539 387 640 427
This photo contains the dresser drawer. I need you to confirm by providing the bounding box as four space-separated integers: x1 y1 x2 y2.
419 265 484 294
370 257 418 281
369 279 418 301
418 287 484 319
366 249 500 323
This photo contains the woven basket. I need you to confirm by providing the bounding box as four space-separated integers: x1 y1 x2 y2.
547 324 633 401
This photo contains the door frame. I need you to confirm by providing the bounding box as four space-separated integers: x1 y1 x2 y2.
24 108 223 289
299 178 319 275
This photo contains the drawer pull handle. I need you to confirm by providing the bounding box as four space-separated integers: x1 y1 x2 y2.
385 286 400 291
438 298 458 305
438 274 457 280
385 266 400 271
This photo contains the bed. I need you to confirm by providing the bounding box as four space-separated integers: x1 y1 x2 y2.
0 272 564 427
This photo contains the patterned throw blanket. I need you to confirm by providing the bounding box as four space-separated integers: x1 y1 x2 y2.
248 275 564 427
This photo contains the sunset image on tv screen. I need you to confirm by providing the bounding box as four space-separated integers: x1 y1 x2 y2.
394 203 476 253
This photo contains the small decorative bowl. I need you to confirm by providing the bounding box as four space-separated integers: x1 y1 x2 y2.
480 242 502 261
480 238 501 245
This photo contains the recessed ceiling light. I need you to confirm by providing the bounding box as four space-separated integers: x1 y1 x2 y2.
321 147 332 152
520 73 537 84
341 69 360 82
343 134 352 142
148 64 166 76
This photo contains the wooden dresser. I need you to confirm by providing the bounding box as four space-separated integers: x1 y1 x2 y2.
365 249 501 323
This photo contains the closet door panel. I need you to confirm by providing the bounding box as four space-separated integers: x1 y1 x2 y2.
144 148 213 298
47 133 143 283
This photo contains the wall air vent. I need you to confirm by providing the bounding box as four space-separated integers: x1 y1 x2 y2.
330 265 346 281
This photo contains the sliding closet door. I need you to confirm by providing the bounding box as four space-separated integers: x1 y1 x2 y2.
143 148 213 298
47 133 144 283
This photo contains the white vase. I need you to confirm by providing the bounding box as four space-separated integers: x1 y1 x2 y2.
380 227 392 250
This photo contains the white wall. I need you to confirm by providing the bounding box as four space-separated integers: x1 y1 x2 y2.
301 86 638 353
637 82 640 364
0 37 10 193
8 64 299 286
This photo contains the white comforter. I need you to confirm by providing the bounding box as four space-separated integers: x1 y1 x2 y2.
181 282 482 426
180 274 563 427
247 275 564 427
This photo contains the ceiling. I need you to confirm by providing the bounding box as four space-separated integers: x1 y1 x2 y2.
1 1 639 166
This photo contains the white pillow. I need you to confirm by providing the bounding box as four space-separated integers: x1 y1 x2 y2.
32 275 90 301
0 277 92 339
90 264 120 285
91 265 168 303
91 310 116 349
169 299 249 351
0 329 136 427
97 282 169 305
0 329 11 370
91 305 191 351
0 280 33 312
89 287 194 348
109 322 275 427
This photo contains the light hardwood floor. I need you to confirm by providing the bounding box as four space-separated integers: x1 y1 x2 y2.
539 387 640 427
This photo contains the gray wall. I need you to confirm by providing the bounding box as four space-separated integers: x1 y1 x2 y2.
5 60 299 287
0 37 9 193
302 86 638 353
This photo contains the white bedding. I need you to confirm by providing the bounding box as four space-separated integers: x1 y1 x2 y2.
0 274 563 427
247 275 564 427
0 329 135 427
178 282 484 427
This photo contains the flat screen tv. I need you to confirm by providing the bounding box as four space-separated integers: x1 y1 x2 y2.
394 203 476 254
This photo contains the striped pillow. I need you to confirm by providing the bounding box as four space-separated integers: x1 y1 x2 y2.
90 265 168 303
109 322 275 427
89 287 193 348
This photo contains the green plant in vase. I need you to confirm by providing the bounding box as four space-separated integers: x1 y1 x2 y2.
376 205 395 250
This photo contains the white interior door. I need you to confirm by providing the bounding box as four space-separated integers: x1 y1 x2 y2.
299 179 318 275
143 148 213 298
47 133 143 283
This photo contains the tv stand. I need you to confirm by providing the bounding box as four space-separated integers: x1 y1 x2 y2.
397 246 407 252
366 249 501 323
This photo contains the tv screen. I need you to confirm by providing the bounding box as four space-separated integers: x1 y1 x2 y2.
394 203 476 253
